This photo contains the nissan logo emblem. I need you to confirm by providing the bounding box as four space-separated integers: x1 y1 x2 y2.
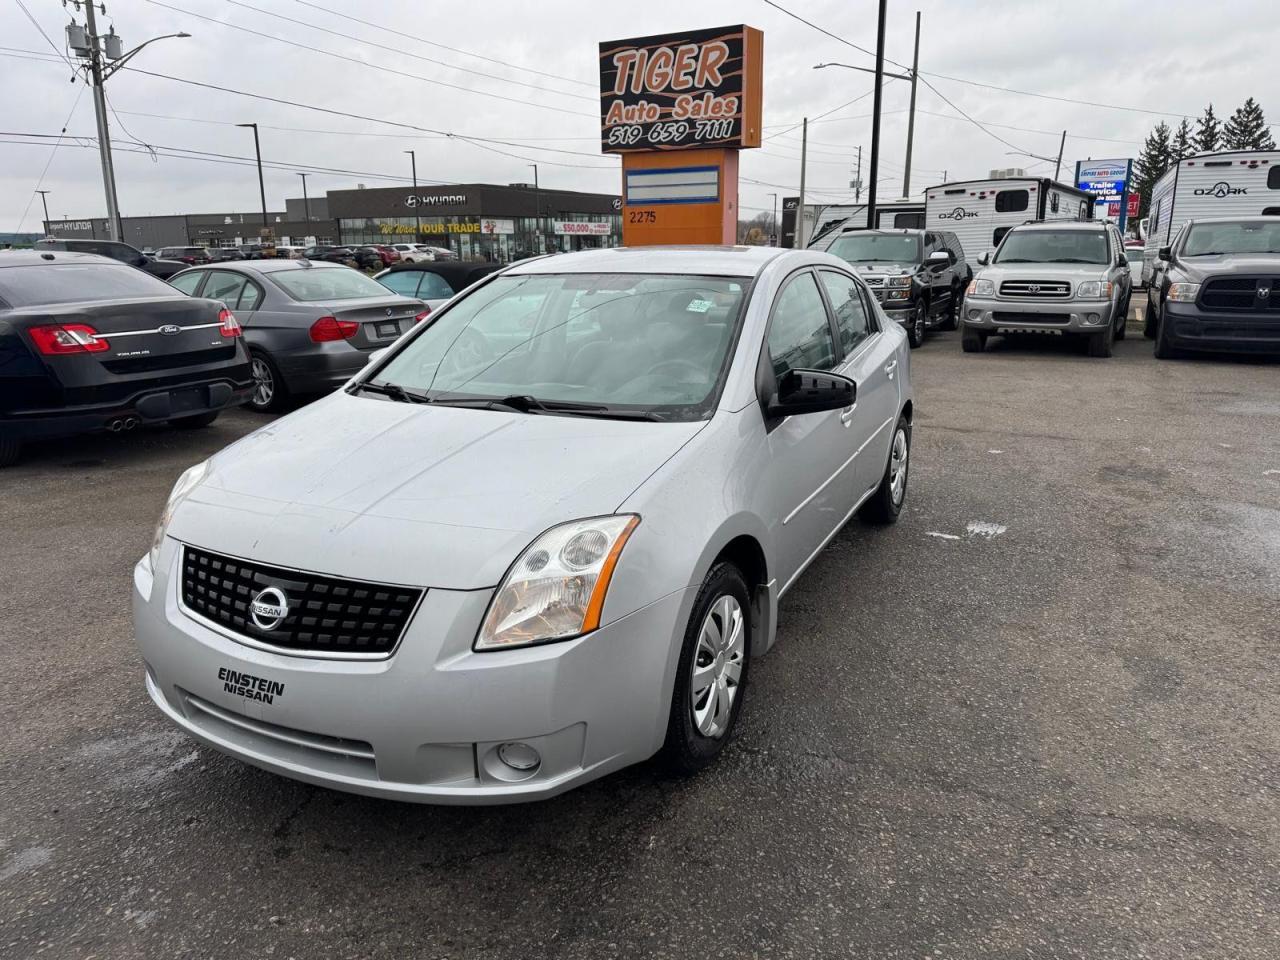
158 324 181 336
249 586 290 632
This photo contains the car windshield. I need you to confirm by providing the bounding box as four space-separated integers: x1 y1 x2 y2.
995 229 1109 264
1182 221 1280 256
0 262 178 307
826 233 922 263
271 267 397 301
370 272 747 422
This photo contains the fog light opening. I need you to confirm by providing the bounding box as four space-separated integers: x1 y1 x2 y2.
497 741 541 772
1087 313 1101 324
967 309 981 321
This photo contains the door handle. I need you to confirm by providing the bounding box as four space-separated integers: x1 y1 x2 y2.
884 359 898 380
839 404 855 427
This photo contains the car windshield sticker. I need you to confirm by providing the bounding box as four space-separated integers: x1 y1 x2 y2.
686 299 714 313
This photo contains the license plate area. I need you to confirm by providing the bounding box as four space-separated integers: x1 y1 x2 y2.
374 321 400 339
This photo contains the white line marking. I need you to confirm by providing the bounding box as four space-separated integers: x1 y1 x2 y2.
966 521 1008 539
925 531 961 541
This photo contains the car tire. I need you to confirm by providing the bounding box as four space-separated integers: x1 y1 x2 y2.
0 437 21 468
1086 328 1114 358
863 414 911 524
906 302 926 348
660 561 752 777
1153 305 1179 360
248 351 288 413
960 323 987 353
171 411 219 429
1115 297 1128 340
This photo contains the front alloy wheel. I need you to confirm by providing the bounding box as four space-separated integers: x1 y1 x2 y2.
691 595 746 738
907 302 926 348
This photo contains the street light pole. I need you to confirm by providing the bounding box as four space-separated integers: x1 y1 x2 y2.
297 173 310 222
36 190 52 232
768 192 778 245
70 5 189 242
797 118 808 248
529 163 541 253
866 0 888 229
404 150 419 241
902 11 921 199
236 123 268 230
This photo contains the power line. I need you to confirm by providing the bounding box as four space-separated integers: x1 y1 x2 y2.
142 0 595 119
917 76 1030 154
292 0 595 90
11 0 76 71
221 0 593 104
764 90 874 142
12 87 85 233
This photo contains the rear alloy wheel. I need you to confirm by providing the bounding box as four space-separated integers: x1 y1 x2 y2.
960 322 987 353
863 415 911 524
0 437 21 468
248 352 288 413
661 562 752 776
906 302 927 348
171 411 219 429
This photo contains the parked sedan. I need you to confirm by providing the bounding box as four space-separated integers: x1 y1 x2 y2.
0 251 252 467
134 245 913 804
374 260 503 311
168 259 429 413
34 237 188 279
157 246 213 266
357 246 398 269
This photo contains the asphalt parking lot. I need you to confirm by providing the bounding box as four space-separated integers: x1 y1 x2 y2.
2 311 1278 959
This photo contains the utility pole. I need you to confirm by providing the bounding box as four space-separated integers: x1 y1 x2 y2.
405 150 419 240
1055 130 1066 181
866 0 887 229
236 123 268 229
767 192 778 244
529 163 541 253
297 173 311 222
854 145 863 202
902 11 921 199
797 118 808 248
36 190 52 232
68 5 188 242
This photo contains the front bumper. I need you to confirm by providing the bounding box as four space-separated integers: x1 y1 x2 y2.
1162 302 1280 354
1 375 252 442
133 545 691 804
963 297 1114 334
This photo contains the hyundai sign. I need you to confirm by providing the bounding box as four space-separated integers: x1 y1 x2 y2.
1075 158 1133 229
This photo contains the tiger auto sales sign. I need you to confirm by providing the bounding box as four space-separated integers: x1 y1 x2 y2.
599 25 763 153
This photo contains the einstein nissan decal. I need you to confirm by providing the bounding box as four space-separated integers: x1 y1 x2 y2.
218 667 284 705
1193 181 1247 198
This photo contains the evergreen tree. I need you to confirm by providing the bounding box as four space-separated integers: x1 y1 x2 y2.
1195 104 1221 153
1132 122 1173 219
1171 118 1193 161
1222 97 1275 150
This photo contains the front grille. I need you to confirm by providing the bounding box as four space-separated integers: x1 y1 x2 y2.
1200 276 1280 312
999 280 1071 299
861 276 886 288
102 346 237 375
180 545 423 657
992 311 1071 325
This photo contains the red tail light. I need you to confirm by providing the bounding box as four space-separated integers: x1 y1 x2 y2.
309 315 359 342
181 256 195 264
29 323 110 355
218 308 243 338
414 307 431 323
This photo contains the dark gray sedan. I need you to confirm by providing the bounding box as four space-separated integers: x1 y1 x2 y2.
169 260 429 412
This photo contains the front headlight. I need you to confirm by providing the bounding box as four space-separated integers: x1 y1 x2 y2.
1076 280 1113 299
884 275 912 289
149 460 209 570
475 515 640 651
1167 282 1201 302
968 278 994 297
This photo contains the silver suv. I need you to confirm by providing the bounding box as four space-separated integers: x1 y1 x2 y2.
961 221 1133 357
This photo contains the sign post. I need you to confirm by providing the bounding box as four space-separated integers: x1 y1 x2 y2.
599 25 763 246
1075 158 1134 232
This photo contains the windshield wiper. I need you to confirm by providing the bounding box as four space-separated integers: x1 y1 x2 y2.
1046 258 1101 264
350 380 431 403
432 394 665 420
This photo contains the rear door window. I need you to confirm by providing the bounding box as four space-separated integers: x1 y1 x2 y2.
169 271 205 296
767 272 836 377
377 271 422 298
202 270 248 307
416 272 456 299
818 270 873 356
237 281 263 311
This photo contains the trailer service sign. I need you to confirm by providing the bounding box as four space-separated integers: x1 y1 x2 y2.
599 25 763 153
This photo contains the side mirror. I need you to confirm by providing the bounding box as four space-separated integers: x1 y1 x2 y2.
977 252 990 266
1158 246 1171 261
766 369 856 419
926 250 950 265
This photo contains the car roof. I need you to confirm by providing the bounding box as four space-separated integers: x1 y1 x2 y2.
504 245 789 278
383 261 501 285
1185 216 1280 226
1010 220 1107 232
0 250 118 267
181 258 350 275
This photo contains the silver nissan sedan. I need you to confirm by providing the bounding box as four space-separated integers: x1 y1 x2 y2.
133 245 913 804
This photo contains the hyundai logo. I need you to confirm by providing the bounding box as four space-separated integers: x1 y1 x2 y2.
158 324 181 336
249 587 290 632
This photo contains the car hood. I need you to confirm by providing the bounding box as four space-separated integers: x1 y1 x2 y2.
1172 253 1280 280
847 261 917 276
980 262 1111 283
167 391 704 589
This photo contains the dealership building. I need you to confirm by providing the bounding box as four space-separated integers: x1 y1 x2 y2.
45 181 622 261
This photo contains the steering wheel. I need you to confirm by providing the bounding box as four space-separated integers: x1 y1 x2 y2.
646 358 705 382
440 328 493 377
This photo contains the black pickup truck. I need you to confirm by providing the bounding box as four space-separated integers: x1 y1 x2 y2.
1147 217 1280 357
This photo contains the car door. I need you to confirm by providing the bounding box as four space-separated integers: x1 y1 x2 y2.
817 269 901 496
922 232 952 315
761 269 860 592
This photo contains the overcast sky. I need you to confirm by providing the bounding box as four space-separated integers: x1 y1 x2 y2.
2 0 1277 232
